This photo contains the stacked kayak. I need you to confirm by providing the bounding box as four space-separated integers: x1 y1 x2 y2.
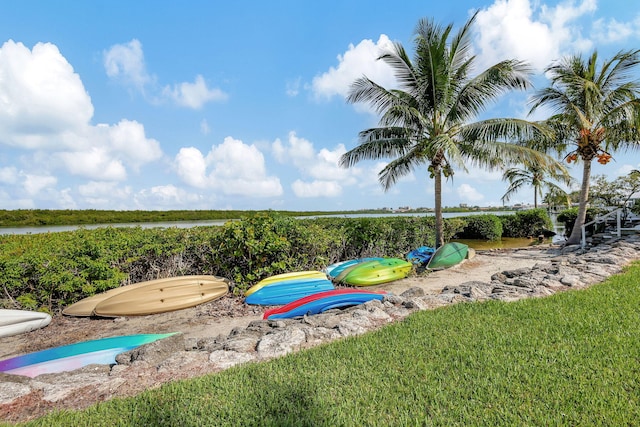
339 258 412 286
406 246 435 265
263 289 387 320
426 242 469 269
325 257 384 280
244 271 334 305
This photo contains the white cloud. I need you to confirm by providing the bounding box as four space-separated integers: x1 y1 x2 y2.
22 173 57 196
162 75 228 109
474 0 596 71
58 147 128 181
105 41 225 109
0 40 164 186
175 136 283 197
457 183 485 202
103 39 153 90
106 120 163 168
273 131 358 183
292 180 342 197
137 185 204 207
311 34 396 101
78 181 131 198
0 167 18 184
175 147 209 188
591 17 635 44
0 40 93 148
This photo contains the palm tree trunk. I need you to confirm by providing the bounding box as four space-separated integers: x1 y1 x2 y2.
534 187 538 209
566 160 592 245
434 168 444 248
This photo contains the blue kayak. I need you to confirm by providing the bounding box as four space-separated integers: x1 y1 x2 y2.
244 277 334 306
406 246 435 264
263 289 387 319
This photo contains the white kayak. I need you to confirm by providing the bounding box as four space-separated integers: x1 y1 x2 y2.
0 309 52 338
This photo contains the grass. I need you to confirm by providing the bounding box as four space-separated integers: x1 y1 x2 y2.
11 264 640 426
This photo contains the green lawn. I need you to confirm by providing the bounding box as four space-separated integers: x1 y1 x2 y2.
12 264 640 426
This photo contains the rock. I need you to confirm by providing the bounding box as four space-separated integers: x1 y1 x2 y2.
208 350 256 369
400 287 425 298
0 382 31 405
222 333 261 353
115 333 185 366
256 328 307 358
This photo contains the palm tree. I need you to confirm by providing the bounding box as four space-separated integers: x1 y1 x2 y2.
529 50 640 245
339 13 554 247
501 163 575 208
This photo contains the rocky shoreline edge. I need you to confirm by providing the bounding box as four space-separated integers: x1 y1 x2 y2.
2 236 640 422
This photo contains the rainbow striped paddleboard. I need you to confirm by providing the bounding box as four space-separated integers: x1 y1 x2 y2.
0 333 176 378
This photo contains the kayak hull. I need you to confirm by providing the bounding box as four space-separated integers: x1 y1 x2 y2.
426 242 469 269
263 289 387 319
341 258 412 286
245 277 334 306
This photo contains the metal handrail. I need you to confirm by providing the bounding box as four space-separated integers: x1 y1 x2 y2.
581 208 623 248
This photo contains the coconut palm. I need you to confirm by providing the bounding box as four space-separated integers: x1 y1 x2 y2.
339 13 554 247
529 49 640 245
501 163 575 208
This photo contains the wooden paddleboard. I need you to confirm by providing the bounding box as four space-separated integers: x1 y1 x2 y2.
92 275 229 317
0 309 52 338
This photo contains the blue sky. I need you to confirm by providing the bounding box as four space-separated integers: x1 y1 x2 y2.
0 0 639 211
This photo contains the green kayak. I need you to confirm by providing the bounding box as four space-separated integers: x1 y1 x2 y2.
341 258 412 286
426 242 469 270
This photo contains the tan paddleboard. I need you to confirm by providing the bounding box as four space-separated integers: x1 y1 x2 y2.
63 281 152 317
64 275 229 317
92 275 229 317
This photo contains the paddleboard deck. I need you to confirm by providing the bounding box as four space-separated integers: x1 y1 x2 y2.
92 276 229 317
0 309 52 338
0 333 176 377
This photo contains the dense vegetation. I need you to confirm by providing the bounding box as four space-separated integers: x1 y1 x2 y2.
16 263 640 426
0 209 359 227
0 211 552 314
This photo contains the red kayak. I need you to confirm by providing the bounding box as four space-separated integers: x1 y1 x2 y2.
263 288 387 320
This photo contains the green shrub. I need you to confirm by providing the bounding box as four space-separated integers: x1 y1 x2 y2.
0 213 469 312
556 207 606 237
501 209 554 238
457 214 503 240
